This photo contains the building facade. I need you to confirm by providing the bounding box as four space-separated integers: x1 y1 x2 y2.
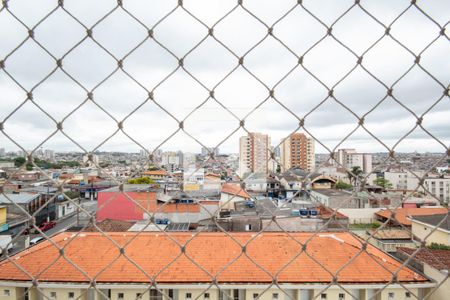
279 133 315 172
0 232 434 300
239 133 271 178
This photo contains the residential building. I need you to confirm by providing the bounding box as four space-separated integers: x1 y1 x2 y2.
410 213 450 246
424 175 450 204
279 133 315 172
161 152 181 171
332 149 372 174
220 184 251 211
0 232 434 300
142 170 170 181
310 189 358 209
366 229 417 253
97 185 218 224
239 133 271 177
0 193 53 225
201 147 219 157
375 207 448 228
398 247 450 300
0 206 6 232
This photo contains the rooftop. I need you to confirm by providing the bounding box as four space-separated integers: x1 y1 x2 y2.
375 207 449 226
398 247 450 271
411 213 450 231
0 193 40 204
221 184 251 199
0 232 427 284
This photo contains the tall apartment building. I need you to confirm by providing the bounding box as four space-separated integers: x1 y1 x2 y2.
333 149 372 173
239 133 271 177
279 133 315 172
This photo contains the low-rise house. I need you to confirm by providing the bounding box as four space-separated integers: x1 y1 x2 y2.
0 232 434 300
142 170 170 181
0 206 6 233
367 229 417 253
375 207 448 228
310 189 358 209
410 213 450 246
220 184 251 211
0 193 53 225
397 247 450 300
97 186 219 224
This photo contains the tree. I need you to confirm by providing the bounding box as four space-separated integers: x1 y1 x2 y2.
373 177 393 189
347 166 363 186
64 191 80 199
276 164 281 173
128 177 156 184
335 180 353 190
14 157 26 167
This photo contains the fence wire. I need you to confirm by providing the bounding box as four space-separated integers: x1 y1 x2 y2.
0 1 449 300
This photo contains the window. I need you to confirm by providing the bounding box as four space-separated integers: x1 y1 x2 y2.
272 293 279 299
3 290 10 296
118 293 124 300
186 293 192 299
50 292 57 299
388 292 394 299
320 294 327 299
136 293 142 299
253 293 259 299
68 292 75 299
204 293 210 299
405 292 411 298
339 293 345 300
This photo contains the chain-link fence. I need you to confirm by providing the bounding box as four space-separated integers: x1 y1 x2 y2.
0 1 449 300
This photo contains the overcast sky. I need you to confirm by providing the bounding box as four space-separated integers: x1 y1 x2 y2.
0 0 449 155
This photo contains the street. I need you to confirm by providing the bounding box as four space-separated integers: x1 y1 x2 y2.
7 200 97 255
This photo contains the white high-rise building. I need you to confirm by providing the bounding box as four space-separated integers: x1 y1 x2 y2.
333 149 372 173
239 133 271 178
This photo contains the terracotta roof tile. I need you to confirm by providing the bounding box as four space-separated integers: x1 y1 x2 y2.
0 232 427 284
398 247 450 271
221 184 251 199
375 207 449 226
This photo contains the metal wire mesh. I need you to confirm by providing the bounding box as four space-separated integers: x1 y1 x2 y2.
0 1 449 300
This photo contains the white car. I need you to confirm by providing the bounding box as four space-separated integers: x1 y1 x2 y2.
29 237 45 246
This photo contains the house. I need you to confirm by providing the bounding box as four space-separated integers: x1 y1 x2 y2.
0 232 434 300
409 213 450 246
0 193 52 225
97 186 218 224
219 184 251 211
366 229 417 253
310 174 337 190
0 206 6 232
142 170 170 181
397 247 450 300
375 207 448 227
310 189 358 209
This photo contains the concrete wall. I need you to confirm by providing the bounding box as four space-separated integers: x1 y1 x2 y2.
411 221 450 246
424 264 450 300
0 287 426 300
338 208 380 224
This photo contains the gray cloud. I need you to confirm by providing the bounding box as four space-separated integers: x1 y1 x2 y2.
0 0 448 154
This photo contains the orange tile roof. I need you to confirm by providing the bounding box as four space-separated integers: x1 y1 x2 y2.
221 184 251 199
143 170 169 176
0 232 427 284
375 207 449 226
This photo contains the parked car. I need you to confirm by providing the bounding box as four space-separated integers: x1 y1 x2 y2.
38 221 56 232
29 237 45 246
0 235 13 253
